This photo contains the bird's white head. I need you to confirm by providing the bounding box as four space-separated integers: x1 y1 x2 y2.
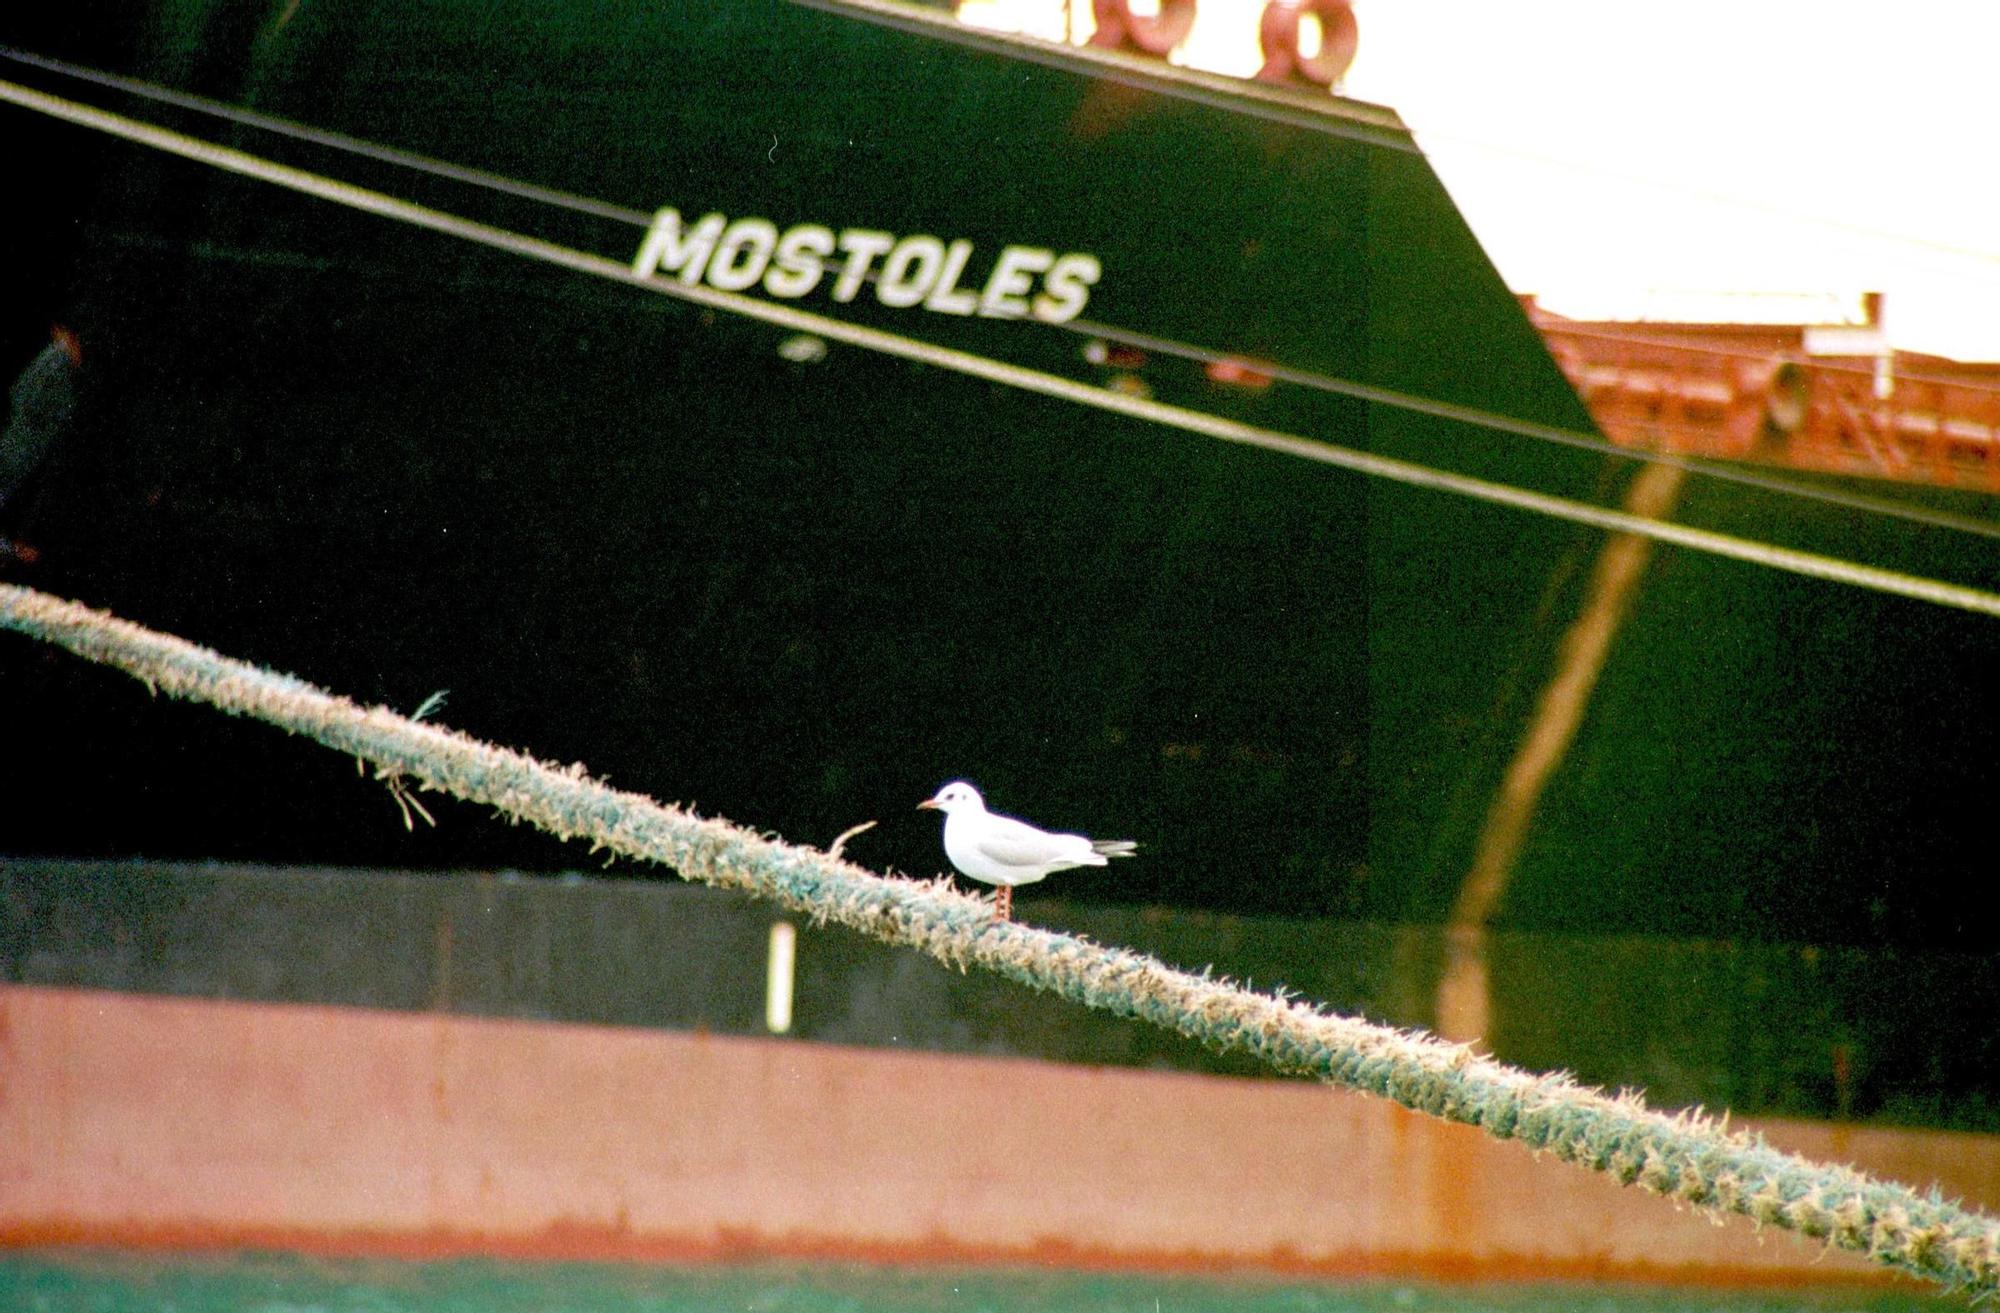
917 780 985 814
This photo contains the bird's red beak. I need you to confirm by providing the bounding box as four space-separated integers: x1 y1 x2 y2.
916 798 939 810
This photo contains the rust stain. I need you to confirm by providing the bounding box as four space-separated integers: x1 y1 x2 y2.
1455 460 1690 935
0 1216 1910 1291
1067 79 1151 142
1441 461 1689 1043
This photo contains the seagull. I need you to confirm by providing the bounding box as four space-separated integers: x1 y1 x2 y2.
917 780 1137 921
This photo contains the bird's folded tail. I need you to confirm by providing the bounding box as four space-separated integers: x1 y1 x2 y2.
1091 839 1139 859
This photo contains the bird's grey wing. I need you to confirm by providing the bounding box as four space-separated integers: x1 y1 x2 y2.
972 814 1088 868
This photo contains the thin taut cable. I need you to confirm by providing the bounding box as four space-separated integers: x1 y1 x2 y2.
5 75 1999 618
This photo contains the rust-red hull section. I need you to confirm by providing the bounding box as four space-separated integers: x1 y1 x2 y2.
3 984 1989 1286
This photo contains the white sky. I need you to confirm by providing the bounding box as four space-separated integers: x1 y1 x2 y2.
959 0 2000 360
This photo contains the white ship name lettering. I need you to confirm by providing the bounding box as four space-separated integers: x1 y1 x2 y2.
632 207 1100 324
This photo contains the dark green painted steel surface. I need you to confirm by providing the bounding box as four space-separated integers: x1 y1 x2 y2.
0 2 1995 954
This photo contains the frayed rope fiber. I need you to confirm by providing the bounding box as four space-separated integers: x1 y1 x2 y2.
5 581 1998 1296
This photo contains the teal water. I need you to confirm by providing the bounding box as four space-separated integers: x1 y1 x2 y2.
0 1254 1953 1313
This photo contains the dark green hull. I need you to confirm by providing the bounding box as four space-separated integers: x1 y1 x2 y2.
1 0 1995 952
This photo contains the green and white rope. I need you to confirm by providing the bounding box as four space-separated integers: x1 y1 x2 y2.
3 581 1996 1296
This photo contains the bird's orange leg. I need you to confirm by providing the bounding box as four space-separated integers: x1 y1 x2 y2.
993 886 1012 921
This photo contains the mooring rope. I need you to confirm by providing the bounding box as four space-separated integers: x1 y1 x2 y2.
2 580 1994 1296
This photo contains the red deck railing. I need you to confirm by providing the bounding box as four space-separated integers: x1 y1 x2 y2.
1532 309 2000 493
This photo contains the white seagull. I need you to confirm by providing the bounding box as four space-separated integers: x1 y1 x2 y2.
917 780 1137 921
